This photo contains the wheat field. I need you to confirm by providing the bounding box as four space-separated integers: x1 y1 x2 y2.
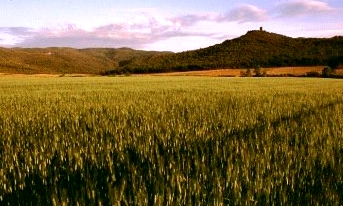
0 76 342 205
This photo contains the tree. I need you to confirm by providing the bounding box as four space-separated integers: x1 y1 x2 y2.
244 68 253 77
322 66 334 78
253 66 262 77
253 66 266 77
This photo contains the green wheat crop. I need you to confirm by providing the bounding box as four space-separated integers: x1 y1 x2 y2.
0 76 342 205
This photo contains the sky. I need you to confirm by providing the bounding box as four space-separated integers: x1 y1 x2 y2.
0 0 343 52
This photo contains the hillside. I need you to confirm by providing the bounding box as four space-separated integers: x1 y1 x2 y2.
0 47 168 74
124 30 343 73
1 30 343 74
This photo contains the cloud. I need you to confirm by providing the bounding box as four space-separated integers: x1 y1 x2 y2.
14 25 151 48
172 4 268 26
8 18 207 49
5 2 339 51
1 27 34 35
0 4 269 50
0 27 35 45
0 9 217 49
171 14 214 27
218 5 268 23
275 0 337 18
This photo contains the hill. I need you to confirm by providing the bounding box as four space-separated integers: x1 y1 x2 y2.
0 47 168 74
1 30 343 74
123 30 343 73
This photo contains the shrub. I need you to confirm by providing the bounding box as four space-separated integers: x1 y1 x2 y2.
241 68 253 77
322 66 334 78
304 71 321 77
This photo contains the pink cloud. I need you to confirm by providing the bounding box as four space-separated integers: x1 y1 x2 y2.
218 5 269 23
276 0 337 18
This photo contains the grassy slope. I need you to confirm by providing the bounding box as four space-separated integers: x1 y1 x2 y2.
0 47 166 74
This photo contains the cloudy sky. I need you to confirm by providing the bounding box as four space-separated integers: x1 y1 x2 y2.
0 0 342 52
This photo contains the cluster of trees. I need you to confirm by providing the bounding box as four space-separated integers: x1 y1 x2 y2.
321 56 343 78
240 67 267 77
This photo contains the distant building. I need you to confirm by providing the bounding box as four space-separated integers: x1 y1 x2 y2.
260 27 263 31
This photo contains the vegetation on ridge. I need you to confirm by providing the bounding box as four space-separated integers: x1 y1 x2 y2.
0 47 167 74
124 30 343 73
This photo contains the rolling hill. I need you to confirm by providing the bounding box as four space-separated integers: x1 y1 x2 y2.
124 30 343 73
1 30 343 74
0 47 168 74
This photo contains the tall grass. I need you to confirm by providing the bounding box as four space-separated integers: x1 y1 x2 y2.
0 77 342 205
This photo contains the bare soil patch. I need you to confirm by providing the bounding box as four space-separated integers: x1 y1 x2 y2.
335 69 343 75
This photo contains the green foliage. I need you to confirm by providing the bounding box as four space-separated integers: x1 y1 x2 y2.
322 66 334 77
1 77 343 205
240 67 267 77
0 47 167 74
126 31 343 73
240 68 253 77
253 66 267 77
303 71 322 77
327 56 343 69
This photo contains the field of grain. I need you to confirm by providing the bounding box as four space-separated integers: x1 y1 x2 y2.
152 66 326 77
0 76 343 205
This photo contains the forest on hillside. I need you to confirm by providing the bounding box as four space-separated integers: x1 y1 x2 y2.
111 31 343 74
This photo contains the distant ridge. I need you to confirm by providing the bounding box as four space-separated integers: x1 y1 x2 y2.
0 47 169 74
1 30 343 74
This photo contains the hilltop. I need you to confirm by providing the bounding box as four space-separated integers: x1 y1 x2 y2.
1 30 343 74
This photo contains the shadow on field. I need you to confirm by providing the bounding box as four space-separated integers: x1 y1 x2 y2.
219 99 343 205
227 100 338 140
1 100 343 205
1 154 111 205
